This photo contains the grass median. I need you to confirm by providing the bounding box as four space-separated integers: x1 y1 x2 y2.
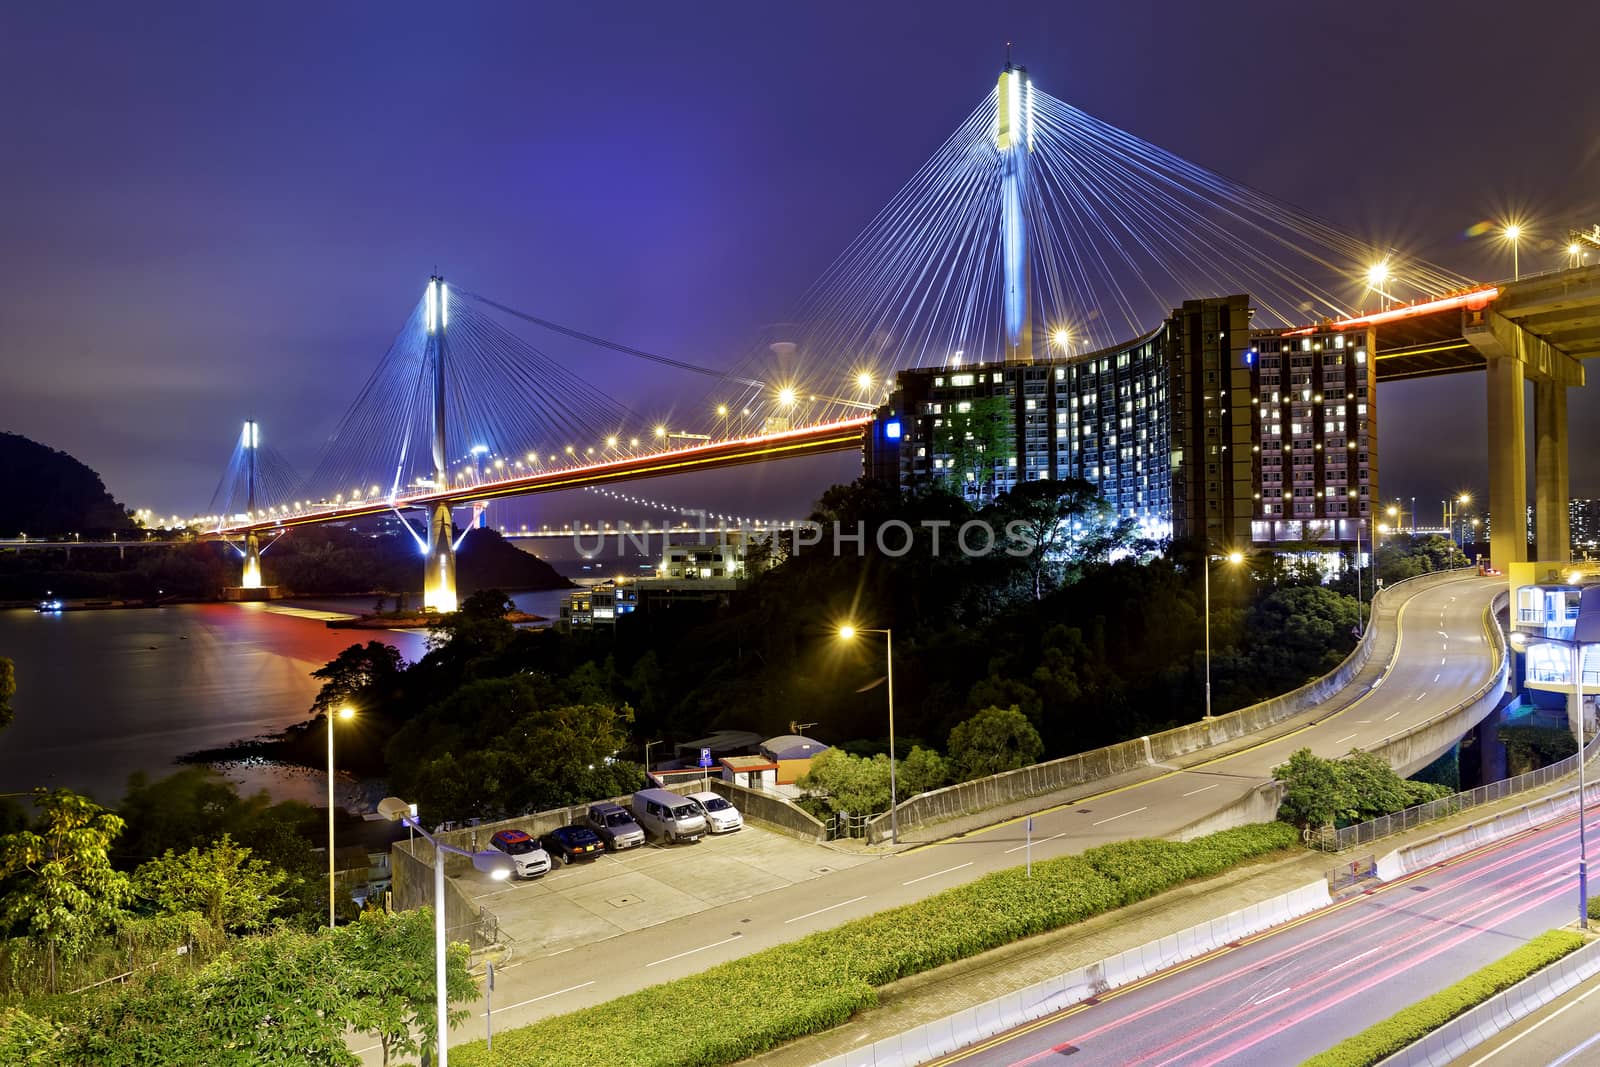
1299 928 1589 1067
453 821 1300 1067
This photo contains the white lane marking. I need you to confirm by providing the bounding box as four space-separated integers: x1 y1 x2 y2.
1437 630 1449 638
1459 979 1600 1067
1441 656 1448 665
647 935 743 967
1334 734 1357 745
1415 691 1428 701
485 980 597 1014
1325 945 1384 973
1384 710 1402 722
1434 673 1441 683
1182 784 1220 798
784 895 868 923
1254 986 1291 1005
1550 1032 1600 1067
1005 832 1066 854
1092 806 1149 827
902 862 974 886
545 946 575 957
1355 719 1371 724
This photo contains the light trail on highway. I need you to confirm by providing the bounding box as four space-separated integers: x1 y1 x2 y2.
932 805 1598 1066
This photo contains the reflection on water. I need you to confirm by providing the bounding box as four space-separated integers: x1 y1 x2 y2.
0 603 429 806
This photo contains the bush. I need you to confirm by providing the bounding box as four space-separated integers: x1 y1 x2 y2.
453 822 1298 1067
1299 929 1587 1066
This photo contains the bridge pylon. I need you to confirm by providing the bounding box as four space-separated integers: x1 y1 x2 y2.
241 420 263 588
423 276 459 613
997 61 1034 363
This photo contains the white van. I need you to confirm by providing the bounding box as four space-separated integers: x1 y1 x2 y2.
630 788 708 843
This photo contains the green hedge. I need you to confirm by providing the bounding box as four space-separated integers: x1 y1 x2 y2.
454 821 1298 1067
1299 928 1588 1067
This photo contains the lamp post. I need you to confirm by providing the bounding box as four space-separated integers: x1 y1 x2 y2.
1505 224 1522 281
378 797 514 1067
643 739 662 780
838 624 897 844
327 705 355 928
1510 629 1596 929
1203 550 1246 720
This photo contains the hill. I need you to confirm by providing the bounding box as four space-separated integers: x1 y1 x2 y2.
0 432 131 537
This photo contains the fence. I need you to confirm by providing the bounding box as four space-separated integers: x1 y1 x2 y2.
1324 854 1377 894
1320 710 1599 853
825 811 874 840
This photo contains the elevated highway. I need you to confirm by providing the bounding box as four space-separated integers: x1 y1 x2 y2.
390 571 1506 1061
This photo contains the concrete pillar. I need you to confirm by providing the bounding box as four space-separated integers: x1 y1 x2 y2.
242 530 262 588
424 502 457 613
1534 379 1570 562
1485 356 1527 567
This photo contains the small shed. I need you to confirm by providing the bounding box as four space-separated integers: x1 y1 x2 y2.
720 754 779 790
759 734 830 785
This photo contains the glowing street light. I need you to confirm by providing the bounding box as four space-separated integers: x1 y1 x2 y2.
605 435 619 449
837 623 897 844
1504 224 1522 281
716 404 729 417
327 705 356 928
855 371 874 391
778 386 797 407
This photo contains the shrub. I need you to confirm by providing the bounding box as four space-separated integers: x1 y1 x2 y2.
1299 929 1587 1066
453 821 1298 1067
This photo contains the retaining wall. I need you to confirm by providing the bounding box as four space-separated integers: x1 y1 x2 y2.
390 836 495 947
705 779 827 842
813 879 1332 1067
869 568 1477 843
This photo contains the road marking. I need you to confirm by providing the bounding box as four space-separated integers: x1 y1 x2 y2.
1442 656 1448 665
784 895 868 923
1181 784 1220 798
484 980 596 1015
1434 673 1441 682
1438 630 1449 638
1384 710 1402 722
1254 986 1290 1005
1005 832 1066 853
902 862 974 886
646 934 743 967
1355 719 1371 724
1334 734 1357 745
1325 945 1383 972
545 946 575 957
1415 691 1428 701
1092 806 1148 827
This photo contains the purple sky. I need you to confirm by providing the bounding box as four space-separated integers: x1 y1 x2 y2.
3 1 1599 528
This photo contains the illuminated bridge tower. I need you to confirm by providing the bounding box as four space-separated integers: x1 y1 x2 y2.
423 275 459 613
241 420 263 588
997 61 1035 363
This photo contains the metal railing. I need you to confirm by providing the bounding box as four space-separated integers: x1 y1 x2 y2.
1319 731 1600 852
825 811 874 840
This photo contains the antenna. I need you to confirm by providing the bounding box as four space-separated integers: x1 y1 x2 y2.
789 721 819 736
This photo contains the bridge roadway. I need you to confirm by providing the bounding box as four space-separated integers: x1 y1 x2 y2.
932 780 1600 1066
361 573 1502 1062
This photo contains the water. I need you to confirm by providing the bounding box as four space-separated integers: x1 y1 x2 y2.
0 602 430 807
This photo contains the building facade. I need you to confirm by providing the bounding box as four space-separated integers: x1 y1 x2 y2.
866 294 1377 548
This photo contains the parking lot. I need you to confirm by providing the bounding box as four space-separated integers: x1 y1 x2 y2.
464 824 873 955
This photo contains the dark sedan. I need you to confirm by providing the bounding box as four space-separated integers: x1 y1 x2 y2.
540 824 604 864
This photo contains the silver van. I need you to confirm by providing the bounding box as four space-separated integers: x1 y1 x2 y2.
630 788 708 843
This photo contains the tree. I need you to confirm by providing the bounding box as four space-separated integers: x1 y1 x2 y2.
897 746 951 795
947 705 1044 780
132 834 288 934
797 748 894 815
333 907 476 1066
308 641 408 718
0 656 13 733
0 789 133 991
991 477 1120 599
934 395 1013 504
1273 748 1348 830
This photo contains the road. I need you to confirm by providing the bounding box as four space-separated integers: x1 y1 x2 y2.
931 800 1597 1066
356 572 1502 1060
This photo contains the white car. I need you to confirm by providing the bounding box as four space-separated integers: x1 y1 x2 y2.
489 829 552 879
686 791 743 834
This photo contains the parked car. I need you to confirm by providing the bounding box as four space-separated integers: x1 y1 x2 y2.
685 791 743 834
630 787 708 844
488 829 551 879
541 824 605 864
585 802 646 851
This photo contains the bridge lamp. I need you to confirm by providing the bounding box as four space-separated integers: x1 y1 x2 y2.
1051 328 1070 351
855 371 873 391
778 387 797 407
585 447 595 456
1503 224 1522 280
654 425 667 439
716 404 729 417
629 437 639 448
564 445 575 455
606 436 618 449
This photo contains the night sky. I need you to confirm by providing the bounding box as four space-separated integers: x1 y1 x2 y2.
4 1 1599 530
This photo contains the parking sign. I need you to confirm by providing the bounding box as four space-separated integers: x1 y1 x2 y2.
700 747 713 768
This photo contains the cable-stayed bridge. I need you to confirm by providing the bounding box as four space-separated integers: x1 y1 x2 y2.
193 62 1600 608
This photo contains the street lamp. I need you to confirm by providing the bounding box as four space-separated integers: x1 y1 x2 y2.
1504 224 1522 281
378 797 514 1067
327 705 355 928
643 738 663 776
1509 625 1598 929
838 624 898 844
1203 550 1246 721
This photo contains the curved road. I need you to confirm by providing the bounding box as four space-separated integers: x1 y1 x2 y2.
932 776 1597 1066
380 573 1505 1059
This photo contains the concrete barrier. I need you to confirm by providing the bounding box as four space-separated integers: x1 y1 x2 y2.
869 568 1479 843
705 779 827 842
1375 935 1600 1067
812 878 1333 1067
390 835 498 948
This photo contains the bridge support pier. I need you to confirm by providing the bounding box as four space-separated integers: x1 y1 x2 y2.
242 530 263 588
424 501 457 614
1485 355 1527 568
1534 380 1570 562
